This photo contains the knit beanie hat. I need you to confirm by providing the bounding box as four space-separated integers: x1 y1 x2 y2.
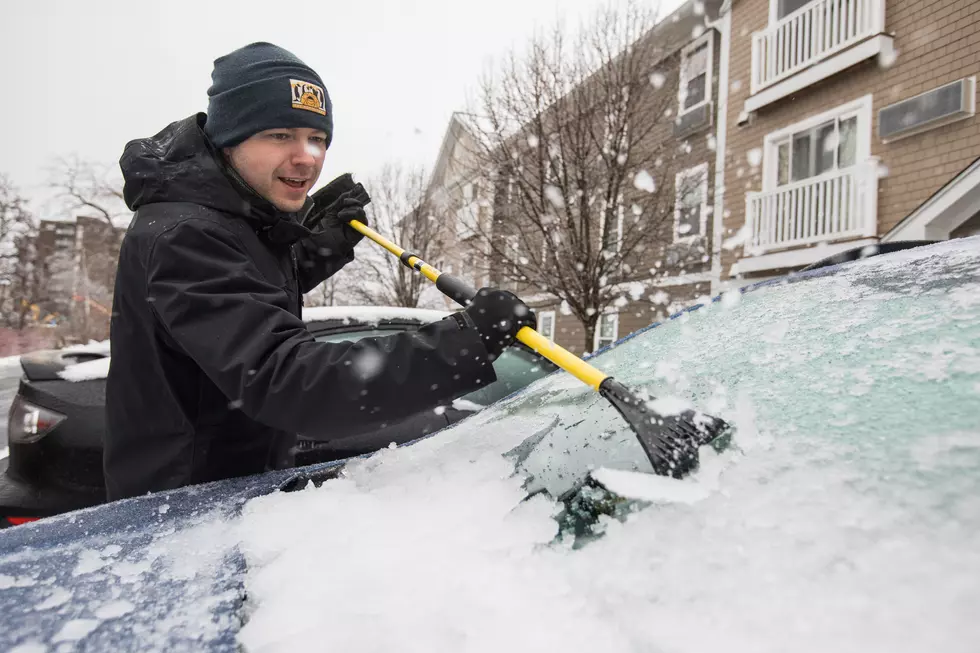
204 42 333 149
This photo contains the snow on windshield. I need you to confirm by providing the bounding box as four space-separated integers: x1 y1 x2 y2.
237 239 980 652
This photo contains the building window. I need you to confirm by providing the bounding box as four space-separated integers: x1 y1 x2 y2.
674 163 709 242
594 312 619 350
537 310 556 340
764 95 872 191
774 0 815 21
679 32 713 115
456 181 480 240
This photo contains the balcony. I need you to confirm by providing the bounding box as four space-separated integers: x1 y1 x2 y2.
747 0 891 112
745 158 879 258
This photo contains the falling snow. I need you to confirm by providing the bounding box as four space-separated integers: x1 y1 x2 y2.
545 185 565 208
633 170 656 193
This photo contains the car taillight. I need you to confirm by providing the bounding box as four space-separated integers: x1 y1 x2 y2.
7 395 66 444
6 517 40 526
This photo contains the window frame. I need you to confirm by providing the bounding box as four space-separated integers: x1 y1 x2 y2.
673 163 710 243
762 94 873 192
600 193 625 253
537 310 556 341
678 31 714 117
593 312 620 351
769 0 818 25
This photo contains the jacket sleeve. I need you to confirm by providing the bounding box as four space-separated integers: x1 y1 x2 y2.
145 219 495 439
293 237 354 294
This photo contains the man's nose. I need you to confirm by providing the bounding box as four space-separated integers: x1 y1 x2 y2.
291 141 317 167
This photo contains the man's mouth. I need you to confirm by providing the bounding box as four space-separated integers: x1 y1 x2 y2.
279 177 308 190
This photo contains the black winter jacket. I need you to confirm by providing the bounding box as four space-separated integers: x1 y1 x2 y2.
104 114 493 500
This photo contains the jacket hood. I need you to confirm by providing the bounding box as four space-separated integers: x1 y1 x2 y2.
120 113 312 243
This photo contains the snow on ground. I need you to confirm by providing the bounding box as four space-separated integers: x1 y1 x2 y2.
0 447 8 461
0 354 23 379
236 239 980 653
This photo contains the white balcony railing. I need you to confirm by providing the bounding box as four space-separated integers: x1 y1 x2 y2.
751 0 885 94
745 159 879 256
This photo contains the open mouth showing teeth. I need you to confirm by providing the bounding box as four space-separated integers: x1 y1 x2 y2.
279 177 307 189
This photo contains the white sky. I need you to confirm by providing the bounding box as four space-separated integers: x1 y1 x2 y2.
0 0 685 218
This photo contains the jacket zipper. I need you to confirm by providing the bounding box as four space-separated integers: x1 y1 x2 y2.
289 246 302 315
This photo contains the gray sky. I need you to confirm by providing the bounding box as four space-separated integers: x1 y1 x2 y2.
1 0 684 218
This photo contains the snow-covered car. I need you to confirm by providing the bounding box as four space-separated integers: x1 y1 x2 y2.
1 238 978 652
0 306 557 526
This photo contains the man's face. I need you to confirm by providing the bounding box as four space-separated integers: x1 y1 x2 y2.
224 127 327 213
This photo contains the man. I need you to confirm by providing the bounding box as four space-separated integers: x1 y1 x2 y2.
105 42 534 500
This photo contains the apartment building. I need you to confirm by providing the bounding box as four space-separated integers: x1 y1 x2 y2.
424 112 492 309
722 0 979 282
34 216 125 337
437 0 728 354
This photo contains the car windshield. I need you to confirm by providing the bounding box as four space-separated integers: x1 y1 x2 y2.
235 240 980 652
505 239 980 497
314 326 557 408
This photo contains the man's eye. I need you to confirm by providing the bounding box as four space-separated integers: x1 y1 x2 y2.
310 136 326 144
270 133 290 141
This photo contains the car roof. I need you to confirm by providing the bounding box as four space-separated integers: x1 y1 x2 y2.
301 306 449 326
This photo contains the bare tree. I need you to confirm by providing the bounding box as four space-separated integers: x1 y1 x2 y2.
304 274 352 308
344 164 445 308
47 154 128 225
465 0 704 351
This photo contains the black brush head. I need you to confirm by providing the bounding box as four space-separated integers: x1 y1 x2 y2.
598 378 732 478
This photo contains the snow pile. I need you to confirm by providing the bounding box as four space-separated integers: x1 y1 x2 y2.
62 340 111 356
58 357 111 382
236 238 980 653
302 305 448 326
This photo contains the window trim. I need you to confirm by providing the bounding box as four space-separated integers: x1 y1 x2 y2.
600 193 625 253
673 163 710 243
537 310 556 341
593 312 620 351
762 94 873 192
678 31 714 117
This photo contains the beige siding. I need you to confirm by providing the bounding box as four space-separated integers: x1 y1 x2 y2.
724 0 980 277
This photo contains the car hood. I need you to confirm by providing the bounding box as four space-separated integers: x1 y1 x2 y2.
0 464 338 652
2 237 979 653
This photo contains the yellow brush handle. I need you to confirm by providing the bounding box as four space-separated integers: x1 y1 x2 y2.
348 219 439 283
515 327 608 390
347 219 610 390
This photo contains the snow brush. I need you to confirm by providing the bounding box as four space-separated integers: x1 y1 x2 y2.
344 218 731 479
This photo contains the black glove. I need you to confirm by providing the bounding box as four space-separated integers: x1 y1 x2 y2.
462 288 536 361
303 174 371 257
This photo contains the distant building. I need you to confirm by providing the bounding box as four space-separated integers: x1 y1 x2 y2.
35 216 126 339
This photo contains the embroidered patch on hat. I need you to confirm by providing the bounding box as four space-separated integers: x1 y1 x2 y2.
290 79 327 116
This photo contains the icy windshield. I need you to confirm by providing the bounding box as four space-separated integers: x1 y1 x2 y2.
237 239 980 653
512 238 980 497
